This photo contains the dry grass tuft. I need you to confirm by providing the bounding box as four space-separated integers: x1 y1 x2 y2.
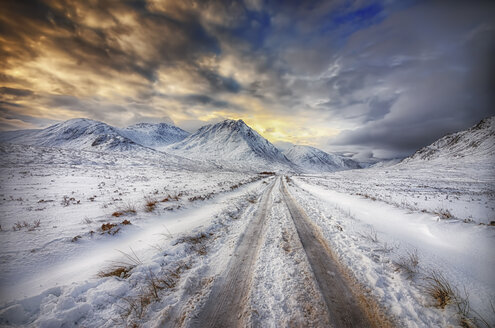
144 196 158 212
101 222 121 235
423 270 455 309
175 232 210 255
118 262 191 322
161 193 181 202
101 222 117 231
12 219 41 231
435 209 453 220
98 266 134 279
422 271 494 327
394 249 420 279
360 227 379 243
112 203 137 217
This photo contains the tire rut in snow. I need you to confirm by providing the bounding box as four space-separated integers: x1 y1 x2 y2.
281 178 373 328
188 178 278 328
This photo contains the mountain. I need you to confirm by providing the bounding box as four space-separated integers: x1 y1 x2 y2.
0 118 144 152
119 122 190 149
166 119 293 170
401 116 495 165
284 145 361 172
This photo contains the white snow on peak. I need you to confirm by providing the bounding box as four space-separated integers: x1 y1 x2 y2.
167 119 292 169
401 116 495 165
0 118 144 151
119 122 190 149
284 145 361 172
0 118 193 153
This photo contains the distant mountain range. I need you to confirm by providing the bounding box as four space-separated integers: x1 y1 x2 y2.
0 118 190 152
283 145 361 172
1 116 492 172
0 118 142 152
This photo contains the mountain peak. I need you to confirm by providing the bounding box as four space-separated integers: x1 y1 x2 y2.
167 119 292 170
216 119 248 130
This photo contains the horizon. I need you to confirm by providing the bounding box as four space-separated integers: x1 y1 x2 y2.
1 1 494 160
5 115 488 161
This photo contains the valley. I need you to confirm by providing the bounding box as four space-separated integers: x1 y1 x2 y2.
0 117 493 327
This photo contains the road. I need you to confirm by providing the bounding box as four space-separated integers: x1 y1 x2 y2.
183 176 389 327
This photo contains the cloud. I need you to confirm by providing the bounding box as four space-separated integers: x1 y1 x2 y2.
0 0 494 159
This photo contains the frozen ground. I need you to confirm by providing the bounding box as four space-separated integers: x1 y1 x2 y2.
302 160 495 225
0 142 494 327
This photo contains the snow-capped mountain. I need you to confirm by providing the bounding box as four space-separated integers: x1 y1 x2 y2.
401 116 495 164
0 118 143 152
167 119 293 170
284 145 361 172
119 122 190 149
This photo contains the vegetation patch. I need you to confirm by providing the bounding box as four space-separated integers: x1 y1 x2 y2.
175 232 211 255
98 265 134 279
112 204 137 217
423 270 455 309
393 249 419 280
161 193 181 202
144 196 158 213
12 219 41 231
101 222 120 235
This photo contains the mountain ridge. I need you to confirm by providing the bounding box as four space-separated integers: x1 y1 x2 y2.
400 116 495 165
284 145 361 172
166 119 294 170
119 122 190 149
0 118 143 152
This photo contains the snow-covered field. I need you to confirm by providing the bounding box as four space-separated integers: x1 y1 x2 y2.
0 143 270 326
300 160 495 225
289 174 494 327
0 117 494 327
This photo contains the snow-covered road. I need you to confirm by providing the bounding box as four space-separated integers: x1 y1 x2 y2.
1 171 493 327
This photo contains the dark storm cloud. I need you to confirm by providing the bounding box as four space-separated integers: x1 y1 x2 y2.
323 1 495 157
0 87 34 98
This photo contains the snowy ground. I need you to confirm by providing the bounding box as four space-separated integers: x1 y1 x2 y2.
0 143 494 327
290 167 495 327
302 160 495 225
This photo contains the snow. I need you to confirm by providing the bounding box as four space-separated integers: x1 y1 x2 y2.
248 179 330 327
0 141 271 326
0 116 494 327
119 122 190 149
290 173 495 326
0 118 142 152
166 119 294 171
0 118 190 155
284 144 361 172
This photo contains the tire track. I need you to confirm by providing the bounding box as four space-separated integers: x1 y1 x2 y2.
281 178 374 328
188 177 279 328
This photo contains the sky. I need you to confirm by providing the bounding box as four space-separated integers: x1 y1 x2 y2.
0 0 494 160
